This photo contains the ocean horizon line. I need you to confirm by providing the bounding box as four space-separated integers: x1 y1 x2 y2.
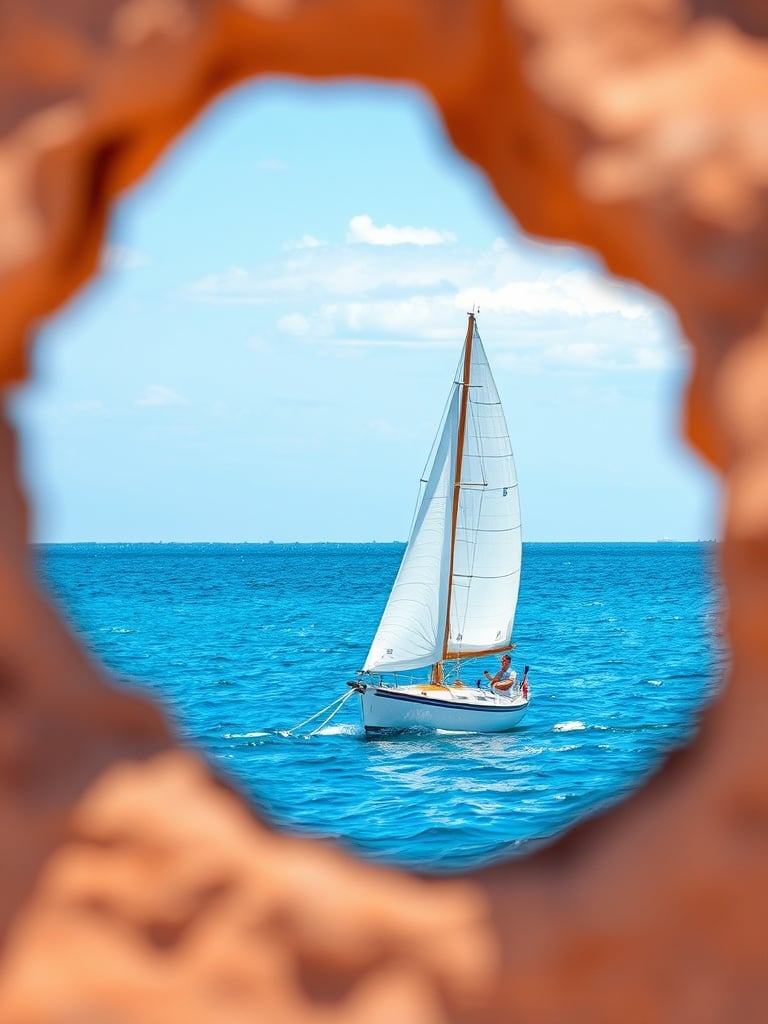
32 538 720 547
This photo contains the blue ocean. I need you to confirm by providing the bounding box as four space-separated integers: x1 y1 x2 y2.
36 542 723 873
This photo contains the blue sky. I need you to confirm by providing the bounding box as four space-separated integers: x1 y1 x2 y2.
11 77 718 543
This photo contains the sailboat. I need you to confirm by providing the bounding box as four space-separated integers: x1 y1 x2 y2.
348 312 530 734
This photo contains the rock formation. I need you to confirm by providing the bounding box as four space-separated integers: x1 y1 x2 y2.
1 1 767 1020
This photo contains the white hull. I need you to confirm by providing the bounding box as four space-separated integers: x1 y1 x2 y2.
357 683 529 734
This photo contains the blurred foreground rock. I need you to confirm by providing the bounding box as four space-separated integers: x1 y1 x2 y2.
0 1 767 1021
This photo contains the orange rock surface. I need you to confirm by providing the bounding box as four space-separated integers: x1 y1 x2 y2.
1 1 767 1021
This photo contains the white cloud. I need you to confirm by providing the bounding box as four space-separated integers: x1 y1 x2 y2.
329 296 455 338
277 313 312 336
455 271 650 320
283 234 328 250
183 243 470 305
137 385 188 407
275 293 459 345
180 226 678 371
490 317 676 373
184 266 267 303
347 214 456 247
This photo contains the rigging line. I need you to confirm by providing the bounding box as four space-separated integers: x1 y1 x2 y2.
453 569 520 580
463 448 514 457
304 689 357 737
456 526 522 536
283 691 350 735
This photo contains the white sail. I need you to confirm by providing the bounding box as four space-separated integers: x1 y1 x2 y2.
362 316 521 674
446 325 521 657
363 388 459 672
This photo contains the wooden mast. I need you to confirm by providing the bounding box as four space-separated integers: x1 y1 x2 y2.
431 311 475 685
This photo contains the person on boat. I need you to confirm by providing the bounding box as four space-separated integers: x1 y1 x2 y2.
484 654 517 693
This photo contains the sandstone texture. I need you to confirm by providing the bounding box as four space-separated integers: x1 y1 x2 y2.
1 1 767 1021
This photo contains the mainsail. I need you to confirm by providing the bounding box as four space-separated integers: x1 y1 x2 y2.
363 316 521 674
